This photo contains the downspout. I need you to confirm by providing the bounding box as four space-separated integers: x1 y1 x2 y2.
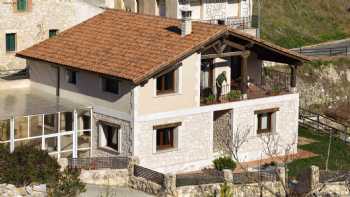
56 66 60 97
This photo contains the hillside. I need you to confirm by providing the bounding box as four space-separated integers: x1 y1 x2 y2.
253 0 350 48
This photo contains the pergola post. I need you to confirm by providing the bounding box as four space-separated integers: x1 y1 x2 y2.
10 116 15 153
72 109 78 159
290 64 298 93
240 51 250 99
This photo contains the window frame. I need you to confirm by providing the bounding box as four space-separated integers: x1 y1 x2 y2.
5 33 16 52
156 69 176 95
255 108 279 135
16 0 28 12
153 122 181 152
66 69 77 85
101 76 119 94
49 29 59 38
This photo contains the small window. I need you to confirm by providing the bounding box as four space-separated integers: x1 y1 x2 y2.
257 112 272 134
156 70 175 95
49 29 59 38
5 33 16 52
101 76 119 94
66 69 77 84
156 127 174 151
17 0 27 11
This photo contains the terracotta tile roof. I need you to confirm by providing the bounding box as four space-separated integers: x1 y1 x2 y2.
17 9 309 84
17 10 226 83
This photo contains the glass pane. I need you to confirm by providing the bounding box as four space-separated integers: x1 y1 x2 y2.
78 150 90 158
15 138 41 150
44 113 58 135
30 115 43 137
164 71 174 90
261 114 269 130
45 137 58 153
61 134 73 151
15 117 28 139
78 132 90 149
0 119 10 142
60 112 73 132
78 110 91 130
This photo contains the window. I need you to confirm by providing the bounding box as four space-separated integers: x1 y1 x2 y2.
154 122 181 151
255 108 279 134
49 29 59 38
66 69 77 85
101 76 119 94
99 122 120 152
5 33 16 52
16 0 27 11
156 70 175 95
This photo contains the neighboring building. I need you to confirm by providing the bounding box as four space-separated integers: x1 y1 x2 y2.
120 0 257 36
0 0 104 71
2 10 308 173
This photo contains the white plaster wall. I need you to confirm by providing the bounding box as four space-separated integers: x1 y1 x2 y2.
231 94 299 162
0 0 103 70
137 53 201 115
134 111 214 173
29 60 134 116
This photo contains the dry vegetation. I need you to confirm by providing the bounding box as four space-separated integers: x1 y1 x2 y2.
254 0 350 48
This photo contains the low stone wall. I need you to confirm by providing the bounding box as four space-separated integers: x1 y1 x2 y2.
320 181 350 196
129 176 163 195
80 169 129 187
0 184 46 197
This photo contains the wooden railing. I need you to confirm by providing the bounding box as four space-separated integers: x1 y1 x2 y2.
299 108 349 143
134 165 165 186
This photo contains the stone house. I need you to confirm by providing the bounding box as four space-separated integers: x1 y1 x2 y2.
0 0 105 71
118 0 257 36
0 9 308 173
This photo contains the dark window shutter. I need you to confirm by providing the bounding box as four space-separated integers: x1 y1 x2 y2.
6 33 16 52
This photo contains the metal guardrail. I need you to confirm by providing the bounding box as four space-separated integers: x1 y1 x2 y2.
68 157 129 170
320 170 350 183
176 170 224 187
291 46 350 57
134 165 165 186
200 15 259 30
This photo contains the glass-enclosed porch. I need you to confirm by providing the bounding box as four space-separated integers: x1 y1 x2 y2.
0 87 93 159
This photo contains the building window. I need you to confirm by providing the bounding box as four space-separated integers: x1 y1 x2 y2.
5 33 16 52
17 0 27 11
156 70 176 95
66 69 77 85
49 29 59 38
99 122 120 152
101 76 119 94
154 122 181 151
255 108 279 134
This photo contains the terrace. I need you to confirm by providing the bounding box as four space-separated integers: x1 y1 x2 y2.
0 85 93 159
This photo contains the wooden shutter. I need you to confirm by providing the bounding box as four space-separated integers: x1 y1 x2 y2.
6 34 16 52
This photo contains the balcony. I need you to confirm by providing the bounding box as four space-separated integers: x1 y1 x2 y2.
200 68 292 106
198 16 259 31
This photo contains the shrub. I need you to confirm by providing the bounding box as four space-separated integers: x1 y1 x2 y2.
227 90 241 100
0 144 60 187
213 157 236 171
49 167 86 197
206 94 215 104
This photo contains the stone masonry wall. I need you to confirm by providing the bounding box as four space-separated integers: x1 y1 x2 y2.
91 113 133 157
213 109 232 154
0 0 103 70
80 169 129 186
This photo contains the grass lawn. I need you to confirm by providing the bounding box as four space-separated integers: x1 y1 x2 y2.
288 127 350 177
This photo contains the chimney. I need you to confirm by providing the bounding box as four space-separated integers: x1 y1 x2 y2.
181 8 192 37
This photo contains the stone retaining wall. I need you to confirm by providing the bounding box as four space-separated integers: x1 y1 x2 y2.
80 169 129 187
129 176 163 196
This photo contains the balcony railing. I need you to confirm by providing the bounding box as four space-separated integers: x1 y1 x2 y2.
199 15 259 30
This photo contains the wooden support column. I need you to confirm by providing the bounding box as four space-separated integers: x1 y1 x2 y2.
290 64 298 93
240 51 250 99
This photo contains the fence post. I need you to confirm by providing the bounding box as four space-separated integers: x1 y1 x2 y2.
276 167 286 186
128 156 140 177
308 166 320 193
223 169 233 183
164 173 177 197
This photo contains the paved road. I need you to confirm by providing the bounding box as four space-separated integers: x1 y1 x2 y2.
79 184 154 197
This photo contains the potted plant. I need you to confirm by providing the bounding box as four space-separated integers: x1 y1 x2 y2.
227 90 242 101
206 94 215 104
